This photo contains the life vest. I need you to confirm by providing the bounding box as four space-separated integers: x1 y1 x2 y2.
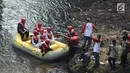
67 29 78 37
41 40 50 52
43 30 48 40
18 22 25 29
39 28 44 34
33 36 38 44
68 31 75 38
46 27 51 32
47 32 52 39
40 35 46 41
67 32 72 37
35 26 44 32
67 29 78 45
70 36 79 45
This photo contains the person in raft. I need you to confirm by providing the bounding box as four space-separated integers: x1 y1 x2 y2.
46 27 55 44
34 22 44 32
39 28 46 42
17 17 29 41
40 39 53 54
31 30 42 48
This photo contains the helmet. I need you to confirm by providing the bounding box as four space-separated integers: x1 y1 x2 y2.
39 28 44 33
33 30 39 35
45 39 50 45
21 17 26 23
46 27 51 32
67 26 73 30
38 22 42 28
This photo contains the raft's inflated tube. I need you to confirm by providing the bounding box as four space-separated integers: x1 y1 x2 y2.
13 33 69 60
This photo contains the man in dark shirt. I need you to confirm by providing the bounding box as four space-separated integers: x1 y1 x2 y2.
17 17 29 41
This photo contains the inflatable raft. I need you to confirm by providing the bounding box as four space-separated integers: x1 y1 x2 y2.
13 33 69 60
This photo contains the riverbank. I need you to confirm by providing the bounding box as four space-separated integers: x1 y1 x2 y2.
67 0 130 73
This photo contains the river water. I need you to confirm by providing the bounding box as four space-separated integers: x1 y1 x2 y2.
0 0 95 73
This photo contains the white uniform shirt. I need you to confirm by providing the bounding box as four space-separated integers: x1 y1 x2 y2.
84 23 93 37
93 42 101 53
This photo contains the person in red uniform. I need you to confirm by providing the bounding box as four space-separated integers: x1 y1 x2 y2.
46 27 52 39
67 26 79 59
34 22 44 32
17 17 29 41
43 29 48 40
31 30 40 48
46 27 55 43
39 28 45 41
40 39 52 54
67 26 78 46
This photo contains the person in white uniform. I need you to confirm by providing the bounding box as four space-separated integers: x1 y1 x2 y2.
81 18 97 52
